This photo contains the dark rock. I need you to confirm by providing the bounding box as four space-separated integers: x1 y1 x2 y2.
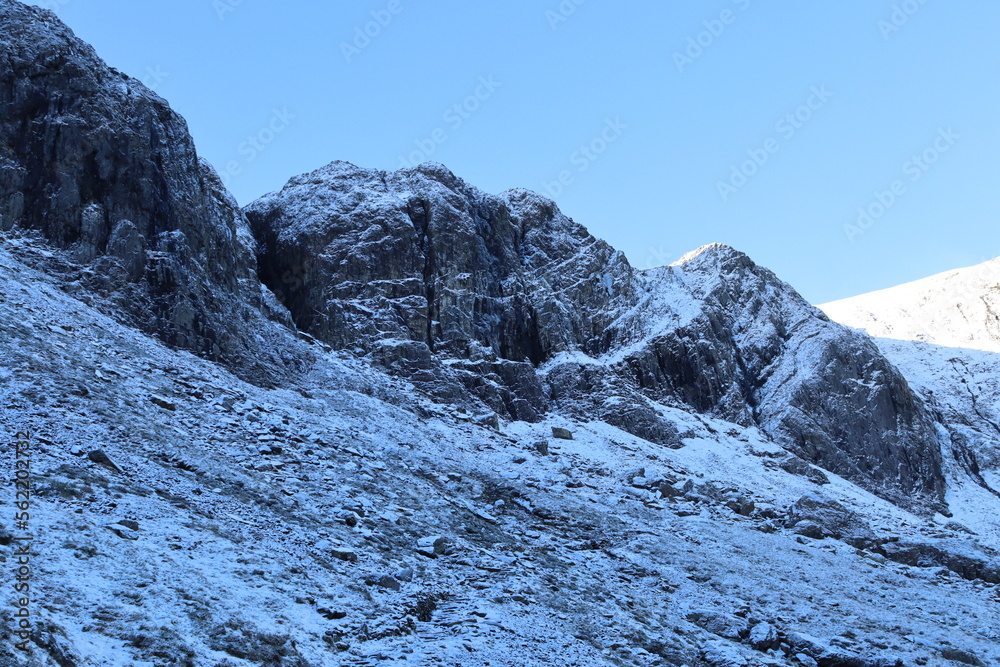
551 427 573 440
245 163 945 509
878 539 1000 584
87 449 122 474
150 395 177 411
0 1 304 384
784 493 877 549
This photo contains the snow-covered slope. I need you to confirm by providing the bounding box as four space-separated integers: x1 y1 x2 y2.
821 257 1000 353
5 230 1000 667
820 257 1000 530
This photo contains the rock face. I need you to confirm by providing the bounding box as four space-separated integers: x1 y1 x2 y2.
0 0 300 383
0 0 945 509
246 162 945 508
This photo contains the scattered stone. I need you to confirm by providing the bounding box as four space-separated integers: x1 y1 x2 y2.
87 449 123 474
377 575 401 591
394 567 414 582
551 427 574 440
69 445 84 456
105 523 139 540
150 395 177 411
116 520 140 531
532 440 549 456
330 547 358 563
317 608 347 620
415 536 452 558
747 622 778 651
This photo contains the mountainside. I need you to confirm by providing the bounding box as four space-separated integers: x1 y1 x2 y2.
5 229 1000 667
245 163 944 508
822 258 1000 353
821 259 1000 513
0 0 304 384
3 1 1000 666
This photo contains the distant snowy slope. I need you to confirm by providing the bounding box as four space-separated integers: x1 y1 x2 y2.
820 256 1000 518
820 257 1000 352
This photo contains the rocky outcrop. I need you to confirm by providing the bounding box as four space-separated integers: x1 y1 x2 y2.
245 162 945 508
0 0 302 383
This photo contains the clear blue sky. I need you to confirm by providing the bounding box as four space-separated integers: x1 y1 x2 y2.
28 0 1000 303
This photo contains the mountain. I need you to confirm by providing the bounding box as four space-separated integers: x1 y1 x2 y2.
0 0 305 384
821 258 1000 353
821 258 1000 519
245 162 944 510
3 2 1000 666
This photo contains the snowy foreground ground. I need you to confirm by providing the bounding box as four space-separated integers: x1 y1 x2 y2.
2 238 1000 666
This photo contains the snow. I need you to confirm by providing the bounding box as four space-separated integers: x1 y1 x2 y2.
3 230 1000 665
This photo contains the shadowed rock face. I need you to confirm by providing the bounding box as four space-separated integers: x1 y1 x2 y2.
246 163 946 509
0 0 302 383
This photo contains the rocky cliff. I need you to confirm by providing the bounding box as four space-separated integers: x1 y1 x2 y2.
0 0 302 384
245 162 945 509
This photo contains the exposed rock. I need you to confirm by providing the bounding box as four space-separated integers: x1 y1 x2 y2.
245 163 945 509
87 449 122 474
785 492 878 549
878 539 1000 584
551 427 573 440
150 395 177 411
0 0 304 384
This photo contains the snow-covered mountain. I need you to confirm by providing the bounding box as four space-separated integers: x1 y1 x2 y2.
3 1 1000 666
822 258 1000 353
821 258 1000 525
